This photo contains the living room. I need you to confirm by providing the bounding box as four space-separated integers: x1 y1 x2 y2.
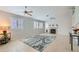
0 6 77 52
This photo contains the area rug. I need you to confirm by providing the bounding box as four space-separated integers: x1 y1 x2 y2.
23 35 56 52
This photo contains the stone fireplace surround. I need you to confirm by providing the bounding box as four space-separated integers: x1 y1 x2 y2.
46 24 58 34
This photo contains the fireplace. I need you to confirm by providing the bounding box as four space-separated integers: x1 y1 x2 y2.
50 29 56 34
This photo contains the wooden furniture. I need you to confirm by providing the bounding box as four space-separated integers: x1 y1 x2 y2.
0 31 11 45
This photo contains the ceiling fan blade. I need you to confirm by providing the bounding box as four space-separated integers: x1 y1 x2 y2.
27 11 33 13
27 13 32 16
24 13 32 16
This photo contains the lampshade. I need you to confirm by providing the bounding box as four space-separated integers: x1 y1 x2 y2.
0 26 10 33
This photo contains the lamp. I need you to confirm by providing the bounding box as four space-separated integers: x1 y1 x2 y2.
0 26 10 34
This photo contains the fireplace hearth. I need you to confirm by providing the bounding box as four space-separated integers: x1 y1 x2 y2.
50 29 56 34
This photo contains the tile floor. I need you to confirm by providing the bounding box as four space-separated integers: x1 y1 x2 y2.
0 34 79 52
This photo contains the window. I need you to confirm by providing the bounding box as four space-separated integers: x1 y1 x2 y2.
11 16 18 29
11 16 23 29
39 22 43 29
17 17 23 29
34 21 43 29
34 21 38 29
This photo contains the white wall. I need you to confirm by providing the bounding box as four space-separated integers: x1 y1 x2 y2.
72 7 79 26
45 9 72 36
0 11 10 33
57 16 72 35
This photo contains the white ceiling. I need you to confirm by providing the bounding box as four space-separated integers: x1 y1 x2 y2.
0 6 72 21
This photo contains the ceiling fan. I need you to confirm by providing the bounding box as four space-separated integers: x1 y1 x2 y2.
24 6 32 16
